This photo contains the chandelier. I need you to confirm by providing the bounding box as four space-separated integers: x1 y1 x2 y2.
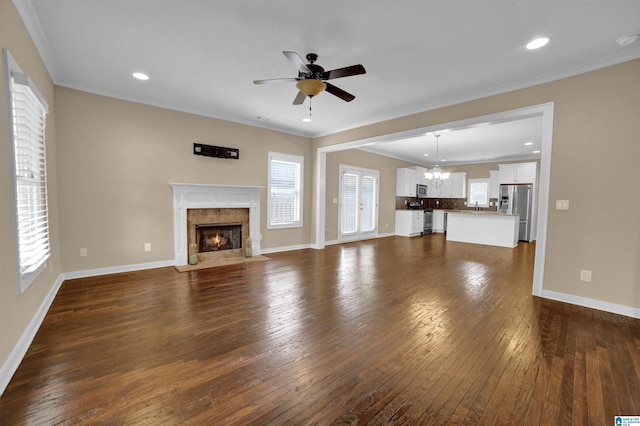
424 133 450 188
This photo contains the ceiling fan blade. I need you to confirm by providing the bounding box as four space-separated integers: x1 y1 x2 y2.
253 78 298 85
321 64 366 80
283 51 311 74
293 90 307 105
325 83 355 102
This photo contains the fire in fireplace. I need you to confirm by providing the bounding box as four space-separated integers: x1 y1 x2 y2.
196 223 242 252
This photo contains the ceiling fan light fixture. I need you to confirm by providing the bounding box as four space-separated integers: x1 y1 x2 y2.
296 79 326 97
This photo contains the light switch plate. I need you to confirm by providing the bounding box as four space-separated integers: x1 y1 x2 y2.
556 200 570 210
580 269 592 282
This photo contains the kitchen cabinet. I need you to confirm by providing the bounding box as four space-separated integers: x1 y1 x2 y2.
433 210 445 232
427 182 440 198
425 172 466 198
396 168 417 196
395 210 424 236
489 170 500 199
410 166 428 185
499 162 537 184
436 172 466 198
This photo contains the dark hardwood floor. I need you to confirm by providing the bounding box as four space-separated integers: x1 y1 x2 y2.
1 234 639 425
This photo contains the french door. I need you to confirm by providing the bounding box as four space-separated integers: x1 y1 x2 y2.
338 165 379 242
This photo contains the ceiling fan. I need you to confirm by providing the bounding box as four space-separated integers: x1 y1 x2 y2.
253 51 366 105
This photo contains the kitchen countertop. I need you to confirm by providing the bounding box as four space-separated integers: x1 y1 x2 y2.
445 210 519 217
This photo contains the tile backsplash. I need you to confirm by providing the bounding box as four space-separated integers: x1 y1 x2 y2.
395 197 498 211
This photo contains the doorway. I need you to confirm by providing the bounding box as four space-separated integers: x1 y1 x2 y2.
315 103 554 297
338 165 379 242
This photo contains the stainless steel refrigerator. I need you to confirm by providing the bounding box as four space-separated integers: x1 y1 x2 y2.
499 184 533 241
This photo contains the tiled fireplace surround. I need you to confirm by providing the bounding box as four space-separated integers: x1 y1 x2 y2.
170 183 262 265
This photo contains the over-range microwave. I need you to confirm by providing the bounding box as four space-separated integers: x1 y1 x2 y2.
417 184 429 198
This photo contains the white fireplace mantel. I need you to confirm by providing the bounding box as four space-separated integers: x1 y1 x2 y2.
170 183 264 265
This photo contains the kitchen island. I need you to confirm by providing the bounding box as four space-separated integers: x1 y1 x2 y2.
446 210 519 248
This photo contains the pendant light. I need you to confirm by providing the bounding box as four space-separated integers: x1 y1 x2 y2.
424 133 450 188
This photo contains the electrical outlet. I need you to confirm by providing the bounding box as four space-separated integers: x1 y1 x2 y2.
580 269 592 282
144 243 151 252
80 248 87 257
556 200 570 210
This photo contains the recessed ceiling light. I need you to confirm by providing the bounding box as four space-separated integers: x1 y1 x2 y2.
524 141 534 146
617 33 640 46
423 153 429 157
132 72 149 81
532 150 541 154
302 117 312 123
526 37 550 50
441 159 447 162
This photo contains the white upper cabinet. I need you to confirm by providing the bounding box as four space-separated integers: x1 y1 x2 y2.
426 171 466 198
489 170 500 198
396 168 417 196
449 172 467 198
498 162 537 184
410 166 428 185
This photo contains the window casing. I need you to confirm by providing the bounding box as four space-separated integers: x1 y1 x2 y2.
268 152 303 229
468 179 489 208
4 49 50 294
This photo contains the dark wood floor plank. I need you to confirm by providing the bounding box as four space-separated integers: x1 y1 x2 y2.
1 235 639 425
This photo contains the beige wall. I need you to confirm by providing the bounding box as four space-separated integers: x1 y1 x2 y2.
325 149 413 241
315 59 640 309
55 87 312 271
0 1 61 372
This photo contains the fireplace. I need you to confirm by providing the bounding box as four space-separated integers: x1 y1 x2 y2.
196 223 242 252
187 208 249 263
170 183 263 266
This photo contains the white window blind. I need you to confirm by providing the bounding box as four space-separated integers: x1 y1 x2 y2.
341 172 359 234
468 179 489 208
361 175 377 232
268 152 303 228
5 50 50 293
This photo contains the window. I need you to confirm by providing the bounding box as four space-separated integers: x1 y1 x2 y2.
4 49 50 294
268 152 303 229
468 179 489 208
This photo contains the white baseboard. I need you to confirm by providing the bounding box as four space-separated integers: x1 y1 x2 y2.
61 259 175 280
539 289 640 319
0 273 64 396
261 243 313 254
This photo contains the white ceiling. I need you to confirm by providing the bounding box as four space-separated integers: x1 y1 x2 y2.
16 0 640 164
